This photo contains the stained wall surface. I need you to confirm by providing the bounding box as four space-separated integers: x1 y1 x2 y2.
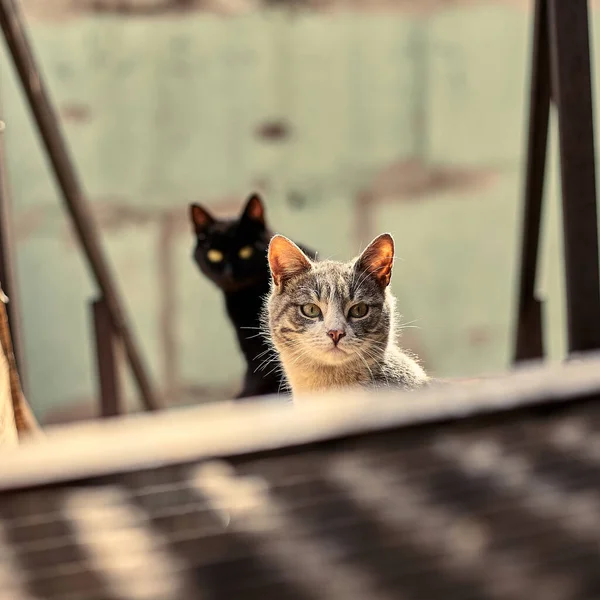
1 0 594 421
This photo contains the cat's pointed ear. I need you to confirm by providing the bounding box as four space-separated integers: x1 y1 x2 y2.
189 203 214 234
240 193 266 227
268 234 312 290
355 233 395 288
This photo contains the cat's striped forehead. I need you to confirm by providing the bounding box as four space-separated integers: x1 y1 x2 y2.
285 260 383 304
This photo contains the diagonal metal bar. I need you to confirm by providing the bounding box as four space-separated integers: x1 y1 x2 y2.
0 0 161 410
548 0 600 355
92 297 122 418
514 0 550 363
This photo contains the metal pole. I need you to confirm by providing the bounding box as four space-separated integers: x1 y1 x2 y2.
514 0 551 364
548 0 600 354
92 297 122 418
0 0 160 410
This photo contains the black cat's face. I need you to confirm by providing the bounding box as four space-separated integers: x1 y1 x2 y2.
190 194 271 293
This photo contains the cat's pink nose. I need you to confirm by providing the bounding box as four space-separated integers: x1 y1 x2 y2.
327 329 346 345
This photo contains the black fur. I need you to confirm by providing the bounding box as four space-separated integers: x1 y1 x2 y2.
189 193 315 399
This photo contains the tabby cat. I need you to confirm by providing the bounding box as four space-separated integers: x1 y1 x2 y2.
265 233 428 396
189 193 315 399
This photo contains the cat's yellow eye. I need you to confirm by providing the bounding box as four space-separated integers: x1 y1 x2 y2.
301 303 321 318
207 249 224 263
349 302 369 318
238 245 254 260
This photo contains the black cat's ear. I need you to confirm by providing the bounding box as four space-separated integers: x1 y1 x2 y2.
189 203 214 234
355 233 395 288
268 234 312 290
240 193 266 227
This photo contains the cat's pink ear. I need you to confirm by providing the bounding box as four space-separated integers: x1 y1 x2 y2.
268 235 312 289
241 193 266 226
189 203 214 234
356 233 395 288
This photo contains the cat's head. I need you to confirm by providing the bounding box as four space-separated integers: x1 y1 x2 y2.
189 193 271 292
266 233 396 367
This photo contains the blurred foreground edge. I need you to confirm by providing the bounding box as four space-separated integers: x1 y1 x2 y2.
1 355 600 599
0 352 599 487
0 284 40 447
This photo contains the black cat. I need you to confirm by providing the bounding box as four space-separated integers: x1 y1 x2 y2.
189 193 315 399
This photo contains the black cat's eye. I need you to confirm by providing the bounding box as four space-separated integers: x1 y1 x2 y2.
301 303 321 318
349 302 369 318
207 249 224 263
238 245 254 260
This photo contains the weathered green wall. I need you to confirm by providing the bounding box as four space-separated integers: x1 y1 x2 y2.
0 4 596 421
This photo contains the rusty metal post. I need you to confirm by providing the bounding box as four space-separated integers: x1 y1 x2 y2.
548 0 600 355
0 0 160 410
0 110 26 387
514 0 550 363
515 0 600 362
92 297 122 418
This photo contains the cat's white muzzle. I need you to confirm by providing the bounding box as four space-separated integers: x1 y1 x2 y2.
317 343 353 365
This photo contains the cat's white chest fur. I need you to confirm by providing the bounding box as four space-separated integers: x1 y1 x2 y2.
280 350 373 395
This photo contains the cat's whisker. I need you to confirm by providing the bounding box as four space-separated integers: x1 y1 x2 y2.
286 345 311 362
282 346 315 372
362 337 389 349
398 318 420 327
254 359 274 372
262 360 288 380
254 346 275 360
244 333 265 340
256 339 306 374
255 356 278 373
254 348 281 372
353 350 375 383
358 345 385 367
256 359 285 378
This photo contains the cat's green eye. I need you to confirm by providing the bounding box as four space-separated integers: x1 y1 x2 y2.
238 245 254 260
349 302 369 319
301 303 321 318
207 249 224 263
